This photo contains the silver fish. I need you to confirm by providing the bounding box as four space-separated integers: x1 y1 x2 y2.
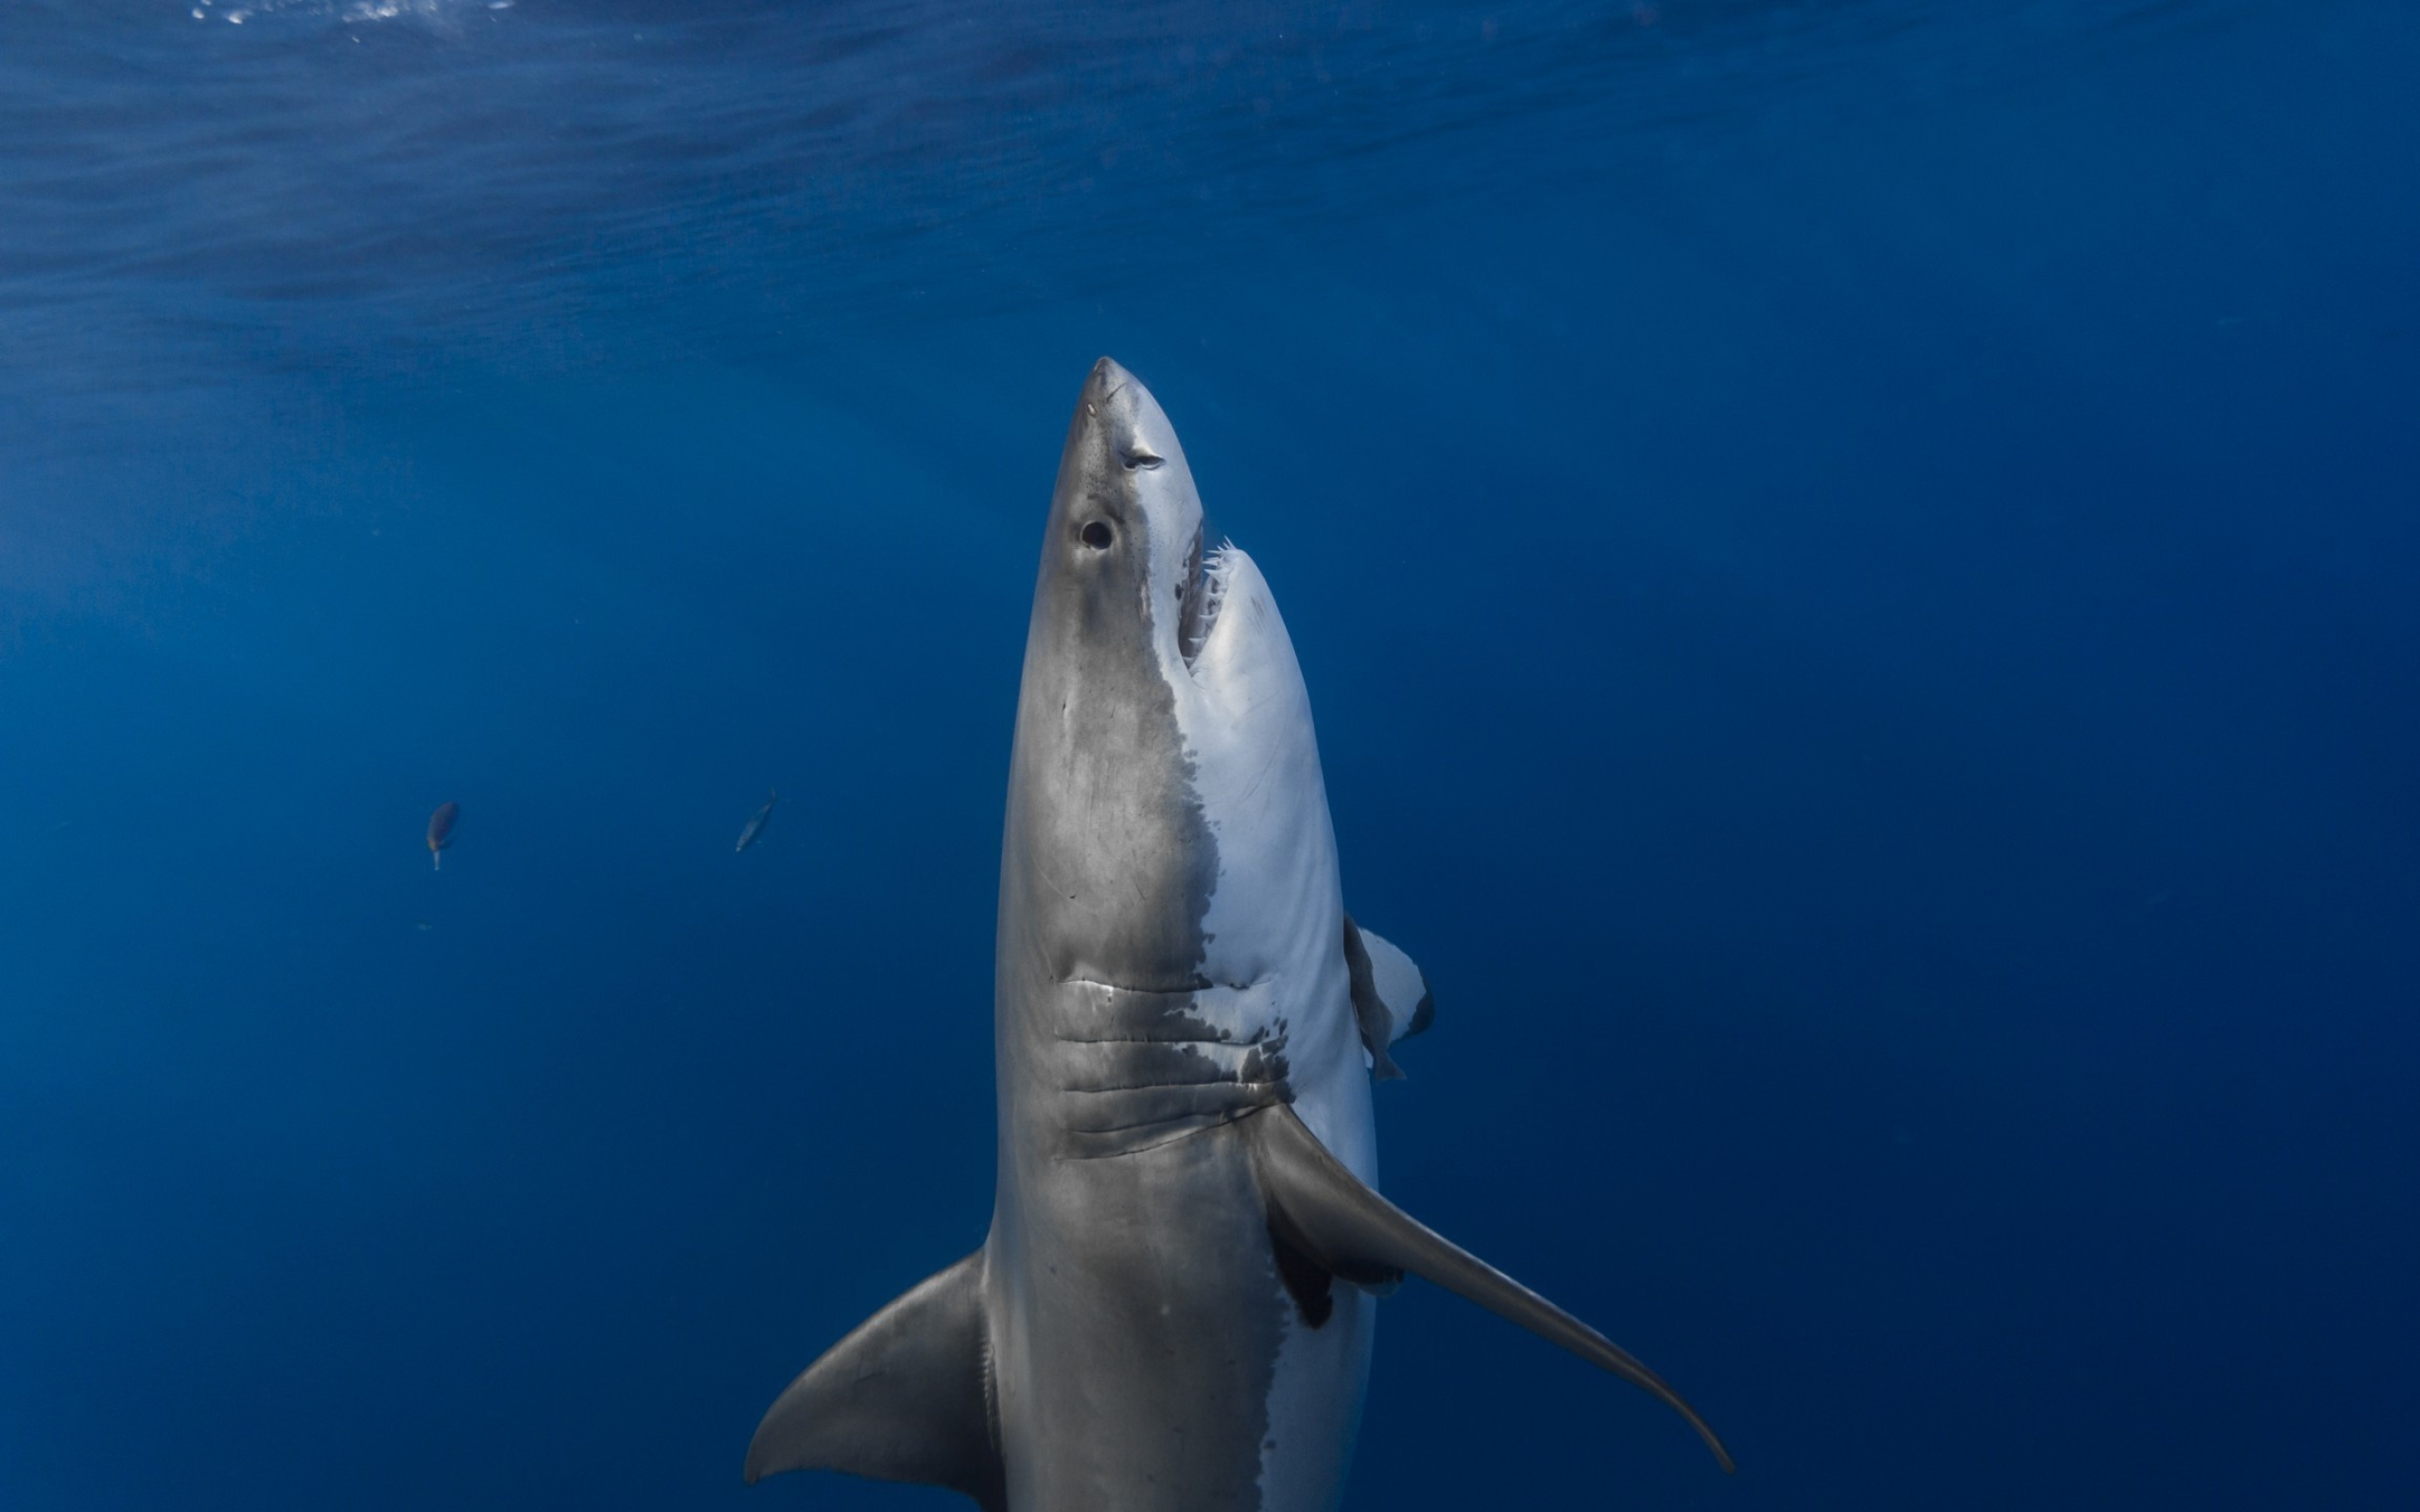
735 789 778 853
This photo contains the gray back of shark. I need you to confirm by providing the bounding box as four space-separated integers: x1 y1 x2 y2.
743 359 1736 1512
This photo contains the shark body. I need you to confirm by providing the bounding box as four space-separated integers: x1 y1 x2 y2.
745 359 1730 1511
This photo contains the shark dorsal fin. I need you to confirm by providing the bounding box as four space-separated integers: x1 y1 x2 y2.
1245 1104 1736 1474
745 1249 1005 1510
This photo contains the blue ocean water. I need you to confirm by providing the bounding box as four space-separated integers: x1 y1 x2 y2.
4 1 2416 1506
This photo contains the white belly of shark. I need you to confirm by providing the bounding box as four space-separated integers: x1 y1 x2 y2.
741 358 1733 1512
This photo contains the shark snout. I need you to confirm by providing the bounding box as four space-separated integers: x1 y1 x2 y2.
1084 358 1182 476
1086 354 1132 403
1081 357 1141 441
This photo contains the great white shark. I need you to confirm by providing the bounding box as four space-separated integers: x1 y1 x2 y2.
745 358 1732 1510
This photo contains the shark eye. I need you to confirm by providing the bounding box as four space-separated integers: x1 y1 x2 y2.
1081 521 1114 550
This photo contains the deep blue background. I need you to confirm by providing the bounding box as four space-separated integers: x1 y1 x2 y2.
4 3 2415 1508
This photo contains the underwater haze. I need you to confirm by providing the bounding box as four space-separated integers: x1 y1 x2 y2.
4 1 2416 1507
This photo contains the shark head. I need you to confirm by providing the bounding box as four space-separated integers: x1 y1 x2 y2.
1045 359 1303 730
1004 358 1214 994
1030 356 1208 684
1007 358 1340 1041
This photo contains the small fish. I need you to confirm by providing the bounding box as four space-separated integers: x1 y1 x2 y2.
735 788 778 853
426 800 459 870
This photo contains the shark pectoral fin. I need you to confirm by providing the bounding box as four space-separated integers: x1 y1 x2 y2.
744 1248 1006 1510
1246 1105 1736 1475
1342 916 1434 1083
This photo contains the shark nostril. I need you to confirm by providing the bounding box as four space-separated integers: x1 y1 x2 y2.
1122 448 1164 471
1081 521 1114 550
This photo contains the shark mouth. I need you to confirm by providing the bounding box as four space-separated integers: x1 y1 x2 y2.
1176 526 1235 672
